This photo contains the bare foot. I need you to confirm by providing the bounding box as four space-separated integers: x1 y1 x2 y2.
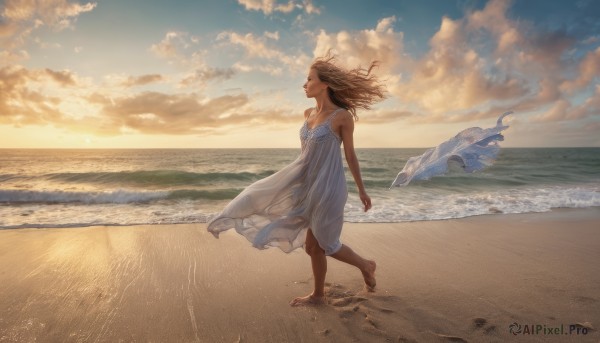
362 260 377 292
289 293 326 307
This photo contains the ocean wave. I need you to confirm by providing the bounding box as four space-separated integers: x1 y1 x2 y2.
1 185 599 229
0 174 25 182
0 189 168 204
167 189 243 200
39 170 275 187
360 175 528 190
0 188 243 204
347 184 600 222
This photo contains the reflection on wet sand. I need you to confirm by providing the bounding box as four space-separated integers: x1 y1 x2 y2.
1 209 599 342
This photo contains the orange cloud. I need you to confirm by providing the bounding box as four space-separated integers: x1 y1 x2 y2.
0 65 65 125
0 62 304 137
319 0 594 128
0 0 96 52
121 74 164 88
313 16 406 75
560 47 600 93
81 92 249 135
44 68 77 86
81 91 302 136
533 85 600 122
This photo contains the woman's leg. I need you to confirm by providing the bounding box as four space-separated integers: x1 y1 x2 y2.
290 229 327 306
331 244 377 291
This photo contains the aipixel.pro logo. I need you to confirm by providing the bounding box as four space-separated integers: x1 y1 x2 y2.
509 322 590 336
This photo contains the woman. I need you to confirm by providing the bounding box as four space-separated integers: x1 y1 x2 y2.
208 53 386 306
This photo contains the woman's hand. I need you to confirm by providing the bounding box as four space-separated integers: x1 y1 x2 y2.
359 191 372 212
337 111 372 213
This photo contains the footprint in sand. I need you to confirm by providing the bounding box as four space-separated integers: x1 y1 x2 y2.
331 297 352 307
472 317 497 335
324 282 399 339
323 283 435 342
324 283 355 299
473 317 487 328
330 295 367 307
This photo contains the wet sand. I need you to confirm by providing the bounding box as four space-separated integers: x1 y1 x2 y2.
1 208 599 342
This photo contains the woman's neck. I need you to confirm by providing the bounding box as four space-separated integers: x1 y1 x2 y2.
314 92 337 114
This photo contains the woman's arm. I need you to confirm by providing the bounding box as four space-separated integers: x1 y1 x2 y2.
339 111 372 212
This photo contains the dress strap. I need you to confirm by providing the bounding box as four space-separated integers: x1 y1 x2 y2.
327 108 344 122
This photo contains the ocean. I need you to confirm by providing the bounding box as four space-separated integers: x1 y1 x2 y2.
1 148 599 229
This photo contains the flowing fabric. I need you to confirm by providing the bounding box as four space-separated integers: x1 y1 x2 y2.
207 108 347 255
391 112 512 187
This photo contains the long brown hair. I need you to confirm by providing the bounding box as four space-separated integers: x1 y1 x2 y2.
311 52 386 120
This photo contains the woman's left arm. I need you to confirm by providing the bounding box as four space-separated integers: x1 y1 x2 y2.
339 112 372 212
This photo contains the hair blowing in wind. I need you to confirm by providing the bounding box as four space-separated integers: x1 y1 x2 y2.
311 53 387 120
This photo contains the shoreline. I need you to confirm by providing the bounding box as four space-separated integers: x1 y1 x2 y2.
2 206 599 231
1 207 598 342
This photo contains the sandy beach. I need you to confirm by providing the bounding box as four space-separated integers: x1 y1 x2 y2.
1 208 598 342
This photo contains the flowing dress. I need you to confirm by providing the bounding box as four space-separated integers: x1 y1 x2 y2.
391 112 512 187
207 108 347 255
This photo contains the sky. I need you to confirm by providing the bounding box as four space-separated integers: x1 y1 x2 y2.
1 0 599 149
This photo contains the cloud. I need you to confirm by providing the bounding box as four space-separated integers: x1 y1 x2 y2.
308 0 594 126
533 85 600 122
84 91 301 135
264 31 279 40
583 35 599 45
466 0 523 54
121 74 164 87
236 0 294 14
560 47 600 93
0 66 266 135
150 31 197 61
150 32 236 87
0 0 96 53
42 68 75 86
0 49 29 64
236 0 319 15
179 67 236 87
0 63 298 136
232 62 283 76
2 0 96 25
0 65 67 125
94 92 250 134
302 0 320 14
313 16 405 74
217 30 310 74
393 10 530 116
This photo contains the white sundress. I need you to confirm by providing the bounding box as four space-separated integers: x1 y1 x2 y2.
207 108 348 255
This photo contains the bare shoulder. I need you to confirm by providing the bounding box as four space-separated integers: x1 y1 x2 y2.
335 109 354 126
332 109 354 140
303 107 314 120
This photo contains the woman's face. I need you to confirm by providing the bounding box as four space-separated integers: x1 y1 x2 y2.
303 68 327 98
